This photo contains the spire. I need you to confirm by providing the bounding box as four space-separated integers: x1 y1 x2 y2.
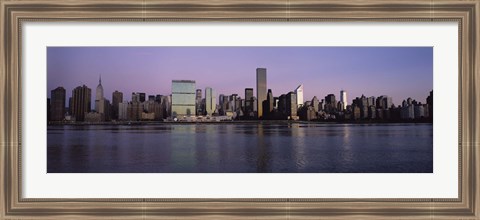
99 74 102 85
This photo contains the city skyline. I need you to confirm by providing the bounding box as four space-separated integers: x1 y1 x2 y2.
47 47 433 105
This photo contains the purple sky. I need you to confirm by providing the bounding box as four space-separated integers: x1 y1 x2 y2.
47 47 432 106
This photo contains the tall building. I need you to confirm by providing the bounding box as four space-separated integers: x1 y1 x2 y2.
50 87 66 121
256 68 267 118
112 90 123 120
295 84 304 108
71 85 91 121
131 92 141 103
118 102 128 120
205 87 216 116
128 101 141 121
286 92 298 118
311 96 319 112
196 89 202 100
244 88 254 116
148 95 155 101
376 95 393 110
340 90 347 110
47 98 51 122
426 90 433 119
325 94 337 113
161 95 172 118
95 75 104 113
171 80 196 117
139 93 146 103
278 94 287 116
195 89 202 115
230 94 238 112
266 89 274 115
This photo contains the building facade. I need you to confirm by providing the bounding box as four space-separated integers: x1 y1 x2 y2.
171 80 196 117
50 87 66 121
205 87 216 116
112 90 123 120
295 84 304 108
256 68 267 118
71 85 91 121
340 90 347 110
94 76 104 114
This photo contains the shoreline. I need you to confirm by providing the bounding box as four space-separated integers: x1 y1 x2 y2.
48 120 433 126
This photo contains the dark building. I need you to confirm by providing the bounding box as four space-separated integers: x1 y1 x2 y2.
368 105 376 119
71 85 91 121
139 93 146 103
112 90 123 120
154 102 163 120
278 94 287 118
262 89 274 118
50 87 66 121
148 95 155 101
103 99 112 121
195 89 202 115
47 98 51 122
244 88 254 116
353 95 369 119
286 92 297 118
353 106 361 120
127 102 141 121
311 96 319 113
324 94 337 113
68 97 72 115
426 90 433 119
299 105 316 121
155 95 162 103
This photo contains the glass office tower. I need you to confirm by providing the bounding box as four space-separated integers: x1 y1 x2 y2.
205 87 216 116
256 68 267 118
171 80 196 117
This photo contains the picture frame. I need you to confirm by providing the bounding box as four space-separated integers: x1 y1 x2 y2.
1 0 478 219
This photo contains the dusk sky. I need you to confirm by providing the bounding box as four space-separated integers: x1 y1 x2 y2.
47 47 432 106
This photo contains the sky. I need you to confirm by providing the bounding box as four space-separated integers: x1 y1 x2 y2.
47 47 433 106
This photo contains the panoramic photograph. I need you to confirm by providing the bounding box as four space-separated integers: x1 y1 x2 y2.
47 47 433 173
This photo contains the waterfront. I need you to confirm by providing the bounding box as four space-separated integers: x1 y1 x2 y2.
47 123 433 173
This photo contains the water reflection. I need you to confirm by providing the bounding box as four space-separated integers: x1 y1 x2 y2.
47 123 433 173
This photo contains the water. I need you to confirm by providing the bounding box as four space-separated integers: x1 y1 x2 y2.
47 123 433 173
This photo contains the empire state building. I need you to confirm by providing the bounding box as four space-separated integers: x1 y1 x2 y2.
95 75 105 114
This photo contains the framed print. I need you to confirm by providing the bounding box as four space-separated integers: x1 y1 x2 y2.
1 0 479 219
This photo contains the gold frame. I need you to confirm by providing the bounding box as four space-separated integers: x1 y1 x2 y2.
1 0 479 219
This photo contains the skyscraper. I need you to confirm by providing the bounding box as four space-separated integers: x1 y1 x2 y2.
171 80 196 117
325 94 337 113
50 87 66 121
286 92 298 118
195 89 202 115
311 96 319 112
295 84 304 108
139 93 146 103
244 88 254 116
112 90 123 120
95 75 104 113
196 89 202 100
256 68 267 118
427 90 433 119
131 92 141 103
148 95 155 101
205 87 216 116
340 90 347 110
71 85 91 121
266 89 274 115
47 98 51 122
